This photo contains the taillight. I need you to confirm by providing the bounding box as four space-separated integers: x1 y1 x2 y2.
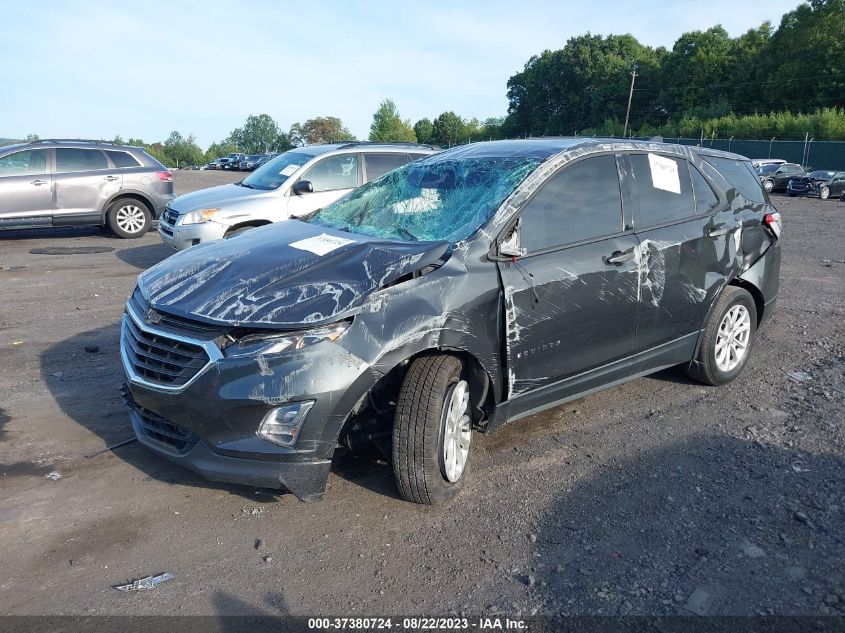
156 170 172 183
763 212 782 239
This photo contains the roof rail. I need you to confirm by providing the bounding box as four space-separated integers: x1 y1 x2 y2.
26 138 125 147
333 141 440 151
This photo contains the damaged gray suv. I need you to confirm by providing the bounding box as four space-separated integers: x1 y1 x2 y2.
120 139 781 504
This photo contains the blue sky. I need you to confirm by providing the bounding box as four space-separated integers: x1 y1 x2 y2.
0 0 801 148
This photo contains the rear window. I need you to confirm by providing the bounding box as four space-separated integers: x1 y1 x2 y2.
365 153 409 181
106 151 141 168
628 154 696 228
689 164 720 215
56 148 108 172
703 157 765 203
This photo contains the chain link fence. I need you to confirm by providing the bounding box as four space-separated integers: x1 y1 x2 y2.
649 137 845 170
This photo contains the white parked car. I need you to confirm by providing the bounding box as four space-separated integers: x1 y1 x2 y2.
751 158 787 169
158 142 437 250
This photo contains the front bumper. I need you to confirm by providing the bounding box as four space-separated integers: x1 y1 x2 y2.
123 388 332 501
158 217 227 250
119 303 378 500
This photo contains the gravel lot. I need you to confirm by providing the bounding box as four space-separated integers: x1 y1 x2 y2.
0 172 843 617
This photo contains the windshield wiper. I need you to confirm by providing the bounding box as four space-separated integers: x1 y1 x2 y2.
397 227 418 241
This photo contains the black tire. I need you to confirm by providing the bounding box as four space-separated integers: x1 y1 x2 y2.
686 286 758 386
788 192 796 197
107 198 151 239
392 355 472 505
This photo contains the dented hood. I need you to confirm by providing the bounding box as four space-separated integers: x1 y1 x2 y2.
138 221 449 328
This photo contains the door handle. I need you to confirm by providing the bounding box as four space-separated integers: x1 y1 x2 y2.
30 179 47 186
606 250 635 265
105 175 120 182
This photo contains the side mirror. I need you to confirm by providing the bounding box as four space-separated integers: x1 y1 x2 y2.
499 222 526 258
292 180 313 196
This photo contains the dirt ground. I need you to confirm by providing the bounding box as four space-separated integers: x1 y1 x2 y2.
0 172 843 617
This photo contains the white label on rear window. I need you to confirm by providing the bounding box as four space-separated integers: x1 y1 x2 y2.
279 164 300 177
648 153 681 194
289 233 355 256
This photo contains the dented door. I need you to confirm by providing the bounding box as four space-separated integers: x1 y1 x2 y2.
497 153 639 398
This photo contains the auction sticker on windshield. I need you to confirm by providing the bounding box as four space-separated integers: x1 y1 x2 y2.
290 233 356 256
280 164 300 177
648 153 681 194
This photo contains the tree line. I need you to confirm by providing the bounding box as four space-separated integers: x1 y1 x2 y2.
504 0 845 139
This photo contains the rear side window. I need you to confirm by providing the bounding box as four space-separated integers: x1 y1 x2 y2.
703 157 765 203
106 151 141 168
689 164 720 215
56 148 108 172
520 155 622 252
629 154 696 228
302 154 359 192
0 149 48 176
365 153 409 181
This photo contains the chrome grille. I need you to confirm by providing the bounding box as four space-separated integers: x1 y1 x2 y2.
122 315 209 387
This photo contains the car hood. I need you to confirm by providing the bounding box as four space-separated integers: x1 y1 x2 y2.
168 183 273 213
137 221 450 328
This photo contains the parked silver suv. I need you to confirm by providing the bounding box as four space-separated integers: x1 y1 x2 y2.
0 139 175 238
159 142 437 250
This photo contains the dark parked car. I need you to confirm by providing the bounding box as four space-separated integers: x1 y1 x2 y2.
787 169 845 200
120 139 781 504
757 162 805 193
0 139 174 238
238 155 264 171
221 153 246 170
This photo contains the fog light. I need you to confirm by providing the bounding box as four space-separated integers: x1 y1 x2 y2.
257 402 314 447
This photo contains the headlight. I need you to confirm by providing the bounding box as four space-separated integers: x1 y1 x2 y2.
223 321 351 358
181 208 221 225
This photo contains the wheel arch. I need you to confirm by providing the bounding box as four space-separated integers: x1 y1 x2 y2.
224 219 273 235
102 191 156 223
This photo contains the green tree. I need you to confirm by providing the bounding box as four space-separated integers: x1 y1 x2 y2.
431 111 465 146
25 133 39 141
413 118 434 144
161 131 205 167
206 139 240 160
369 99 416 142
289 117 355 146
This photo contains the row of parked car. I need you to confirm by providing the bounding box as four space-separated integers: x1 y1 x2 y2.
753 158 845 200
205 152 278 171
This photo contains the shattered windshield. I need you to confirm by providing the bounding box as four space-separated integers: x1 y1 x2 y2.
242 151 313 190
309 157 541 243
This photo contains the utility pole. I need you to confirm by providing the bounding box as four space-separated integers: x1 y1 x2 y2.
622 68 637 138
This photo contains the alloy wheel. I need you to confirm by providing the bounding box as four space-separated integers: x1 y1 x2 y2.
115 205 147 234
714 304 751 372
440 380 471 482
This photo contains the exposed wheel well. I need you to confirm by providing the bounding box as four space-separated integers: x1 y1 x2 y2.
224 220 273 236
103 193 154 223
338 348 496 452
727 278 765 326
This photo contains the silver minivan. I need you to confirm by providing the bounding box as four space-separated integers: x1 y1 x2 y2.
0 139 175 238
159 142 437 250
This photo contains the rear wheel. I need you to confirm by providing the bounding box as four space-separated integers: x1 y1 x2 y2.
820 185 830 200
686 286 757 386
392 355 473 505
107 199 151 238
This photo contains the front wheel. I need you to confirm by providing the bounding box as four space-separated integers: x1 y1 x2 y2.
820 185 830 200
686 286 757 386
107 199 151 238
763 179 774 193
392 355 473 504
